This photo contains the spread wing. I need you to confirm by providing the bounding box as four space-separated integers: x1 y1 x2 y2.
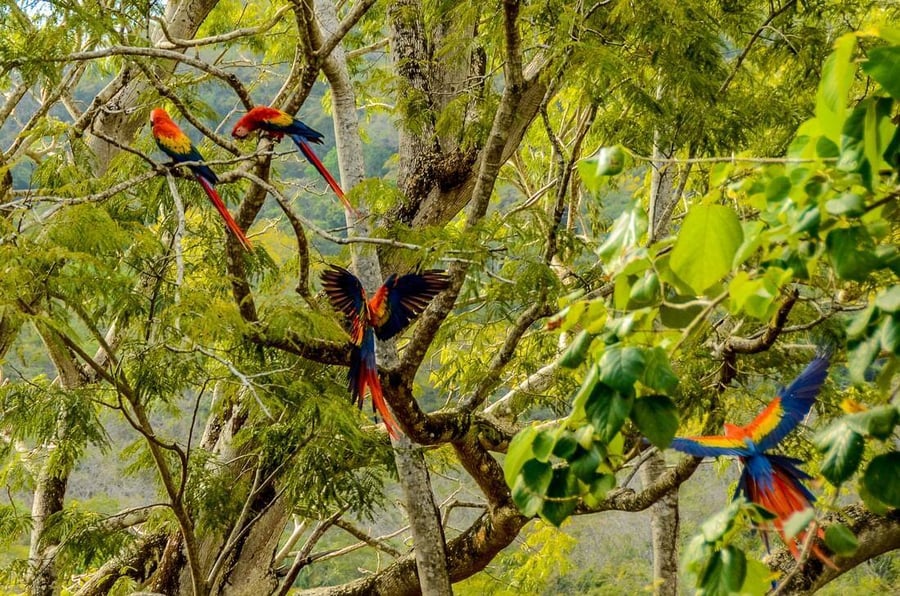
746 353 831 452
670 436 751 457
321 265 368 343
372 270 450 340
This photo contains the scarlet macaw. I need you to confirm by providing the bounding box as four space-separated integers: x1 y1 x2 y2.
321 265 450 437
150 108 252 250
670 352 837 567
231 106 356 215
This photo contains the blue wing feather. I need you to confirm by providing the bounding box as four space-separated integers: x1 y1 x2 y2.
669 436 751 457
286 121 324 144
374 271 450 340
321 265 367 321
753 353 830 451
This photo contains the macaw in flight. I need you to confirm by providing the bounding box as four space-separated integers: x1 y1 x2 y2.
321 265 450 438
149 108 252 251
231 106 356 215
670 351 837 568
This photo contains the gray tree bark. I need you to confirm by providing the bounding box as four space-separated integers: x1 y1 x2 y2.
643 120 684 594
640 452 679 596
319 1 453 592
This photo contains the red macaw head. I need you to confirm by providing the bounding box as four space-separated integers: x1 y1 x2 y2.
232 107 270 139
231 117 252 139
150 108 171 127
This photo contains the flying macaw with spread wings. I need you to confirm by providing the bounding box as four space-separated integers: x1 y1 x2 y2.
231 106 356 215
150 108 252 250
321 265 450 438
670 352 837 567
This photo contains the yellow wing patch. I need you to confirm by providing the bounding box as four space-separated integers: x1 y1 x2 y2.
746 398 784 442
159 130 193 155
271 112 293 127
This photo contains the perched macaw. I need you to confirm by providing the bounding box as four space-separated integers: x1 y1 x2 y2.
670 352 837 568
231 106 356 215
150 108 252 250
321 265 450 438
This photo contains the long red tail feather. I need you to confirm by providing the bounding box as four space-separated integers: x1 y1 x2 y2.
748 463 838 569
292 136 358 216
350 329 401 438
365 370 400 439
196 175 253 251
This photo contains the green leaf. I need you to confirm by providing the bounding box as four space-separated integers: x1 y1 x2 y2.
848 335 881 384
511 459 552 517
861 45 900 99
560 330 594 369
628 271 660 307
511 476 545 517
578 146 626 192
825 193 866 217
816 34 857 143
577 159 603 194
599 346 645 392
570 445 602 482
816 422 865 485
582 474 616 508
863 452 900 507
791 205 821 235
844 406 899 440
640 347 679 392
630 394 679 449
505 426 538 487
701 546 746 596
859 477 891 515
824 523 859 556
765 176 792 202
660 294 704 329
782 508 815 539
532 430 556 462
875 286 900 312
597 203 648 262
846 303 876 338
570 362 601 419
734 221 767 266
540 468 578 527
558 300 587 332
552 430 578 459
584 382 633 442
838 103 873 189
826 227 880 281
710 162 733 187
700 499 742 542
670 205 743 294
595 145 625 175
719 546 747 593
879 315 900 353
741 558 774 595
520 459 553 495
574 425 595 449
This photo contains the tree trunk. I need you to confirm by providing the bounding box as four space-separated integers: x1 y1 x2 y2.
27 326 89 596
644 117 683 595
319 1 453 592
640 452 680 596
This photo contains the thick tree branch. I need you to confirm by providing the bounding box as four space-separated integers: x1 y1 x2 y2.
766 505 900 593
